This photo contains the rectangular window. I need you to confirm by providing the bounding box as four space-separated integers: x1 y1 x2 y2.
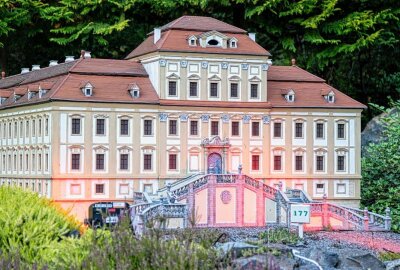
120 154 129 170
169 119 178 135
316 155 324 171
189 82 198 97
337 183 346 194
251 122 260 137
26 121 29 137
190 120 198 136
38 119 42 136
143 119 153 136
210 82 218 97
20 121 23 138
295 122 303 138
71 118 81 135
45 118 49 136
294 183 304 190
120 119 129 135
316 123 324 138
169 154 177 170
252 155 260 171
143 154 152 170
250 84 258 98
168 81 177 96
316 183 325 194
32 154 35 171
337 123 345 139
119 184 129 195
295 155 303 171
25 154 29 171
273 122 282 138
231 121 240 136
95 184 104 194
45 153 49 171
96 154 105 170
19 154 23 171
96 119 105 135
71 154 80 170
38 153 42 171
211 121 219 136
230 83 238 98
337 155 345 171
32 120 36 136
274 155 282 171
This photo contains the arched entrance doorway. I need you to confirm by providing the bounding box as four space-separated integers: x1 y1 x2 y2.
208 153 222 174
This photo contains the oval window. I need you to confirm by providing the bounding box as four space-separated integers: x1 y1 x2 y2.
207 39 219 46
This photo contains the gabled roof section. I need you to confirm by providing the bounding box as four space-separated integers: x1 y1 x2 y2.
126 30 270 59
156 16 246 34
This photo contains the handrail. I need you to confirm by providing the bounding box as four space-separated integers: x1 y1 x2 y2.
342 205 391 230
158 172 204 193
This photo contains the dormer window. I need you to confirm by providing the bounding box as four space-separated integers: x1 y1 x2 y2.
39 89 48 98
128 83 140 99
188 35 197 46
81 82 94 97
28 91 36 100
282 89 295 102
322 90 335 103
0 97 6 105
229 38 238 48
14 95 21 102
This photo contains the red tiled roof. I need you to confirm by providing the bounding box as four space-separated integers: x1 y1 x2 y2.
126 30 270 59
156 16 246 34
268 66 325 82
268 81 366 109
160 99 271 109
51 74 159 104
71 58 147 76
0 90 13 98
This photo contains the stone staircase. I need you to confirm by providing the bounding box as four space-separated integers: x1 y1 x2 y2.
130 174 391 234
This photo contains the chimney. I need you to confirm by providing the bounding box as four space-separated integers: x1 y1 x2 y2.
291 58 296 66
32 65 40 71
49 60 58 67
266 59 273 66
21 68 30 74
80 50 85 58
248 33 256 42
65 56 75 62
84 51 91 58
154 28 161 44
1 71 5 79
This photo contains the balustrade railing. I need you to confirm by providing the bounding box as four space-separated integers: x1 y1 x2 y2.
342 206 391 230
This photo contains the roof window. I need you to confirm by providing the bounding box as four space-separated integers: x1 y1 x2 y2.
207 39 219 46
0 97 6 105
128 83 140 99
229 38 238 48
188 35 197 46
81 82 94 97
323 90 335 103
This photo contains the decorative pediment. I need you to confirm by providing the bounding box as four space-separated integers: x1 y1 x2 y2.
118 146 133 152
293 147 306 155
93 145 109 152
166 73 180 80
68 145 84 150
228 75 241 81
167 146 180 153
188 146 201 153
250 147 263 153
208 74 221 81
248 76 261 82
314 148 327 155
187 74 201 80
198 30 228 39
94 114 109 119
201 136 230 147
230 147 242 154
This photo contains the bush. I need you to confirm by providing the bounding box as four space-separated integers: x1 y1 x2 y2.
361 101 400 232
259 227 299 245
0 186 81 266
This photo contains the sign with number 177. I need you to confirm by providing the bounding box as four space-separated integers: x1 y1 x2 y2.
290 204 311 223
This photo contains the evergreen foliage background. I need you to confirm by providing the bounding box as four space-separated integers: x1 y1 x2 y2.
1 0 399 124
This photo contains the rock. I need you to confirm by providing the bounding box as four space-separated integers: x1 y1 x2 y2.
347 254 386 270
233 254 279 270
215 241 258 258
385 258 400 270
306 247 340 269
361 108 398 155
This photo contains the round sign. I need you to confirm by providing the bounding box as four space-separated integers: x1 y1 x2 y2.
220 190 232 204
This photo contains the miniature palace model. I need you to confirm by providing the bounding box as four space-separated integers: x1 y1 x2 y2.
0 16 391 231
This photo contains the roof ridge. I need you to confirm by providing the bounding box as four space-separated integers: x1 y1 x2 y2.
293 65 325 82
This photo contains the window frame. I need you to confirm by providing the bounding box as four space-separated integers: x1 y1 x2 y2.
95 153 105 171
273 122 282 138
71 118 81 135
273 155 282 171
168 81 177 97
143 119 153 136
168 119 178 136
189 120 198 136
231 121 240 137
143 154 152 171
251 121 260 137
295 122 303 138
71 153 80 170
210 120 219 136
209 82 219 98
189 81 198 98
120 119 129 136
96 118 106 136
120 153 129 170
251 154 260 171
250 83 259 99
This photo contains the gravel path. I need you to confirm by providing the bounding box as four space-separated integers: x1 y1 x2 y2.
310 231 400 253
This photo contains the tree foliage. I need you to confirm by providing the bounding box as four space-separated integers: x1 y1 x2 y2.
0 0 399 124
361 101 400 232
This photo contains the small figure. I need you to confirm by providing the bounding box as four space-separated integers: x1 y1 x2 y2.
238 164 242 175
